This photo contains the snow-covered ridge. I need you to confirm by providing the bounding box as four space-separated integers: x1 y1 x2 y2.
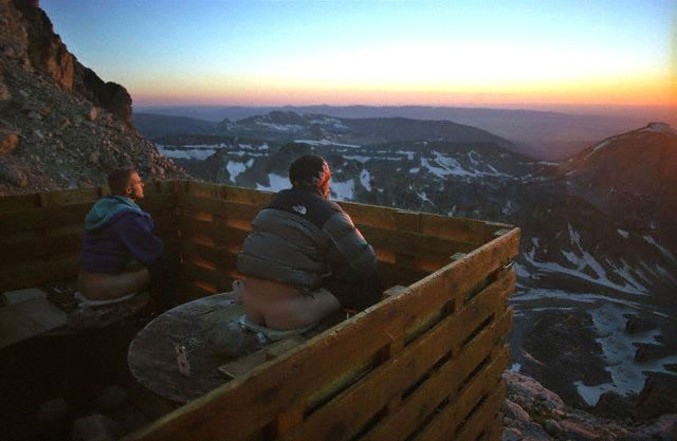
293 139 361 148
573 122 675 163
522 225 650 296
641 122 676 135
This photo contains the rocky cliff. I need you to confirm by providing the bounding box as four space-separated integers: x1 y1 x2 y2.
0 0 183 195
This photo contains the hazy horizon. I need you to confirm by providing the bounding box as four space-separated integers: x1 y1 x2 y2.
133 102 677 127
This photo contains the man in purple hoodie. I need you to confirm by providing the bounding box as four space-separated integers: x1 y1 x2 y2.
77 168 177 310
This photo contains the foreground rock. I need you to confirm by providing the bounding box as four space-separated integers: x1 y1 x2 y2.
503 371 677 441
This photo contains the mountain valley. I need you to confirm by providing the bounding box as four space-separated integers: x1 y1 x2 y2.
141 110 677 421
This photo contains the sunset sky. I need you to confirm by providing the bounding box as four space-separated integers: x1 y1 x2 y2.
41 0 676 112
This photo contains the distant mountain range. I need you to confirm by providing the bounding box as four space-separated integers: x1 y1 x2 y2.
141 110 677 416
133 105 664 160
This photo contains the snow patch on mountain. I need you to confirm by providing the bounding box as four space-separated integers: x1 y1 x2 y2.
157 144 219 160
343 154 371 164
417 191 434 205
256 173 288 192
360 169 372 191
395 150 416 160
643 235 676 262
641 122 676 134
331 179 355 201
588 140 611 158
226 159 253 182
575 303 677 406
294 139 361 148
523 230 649 296
257 122 304 132
419 150 512 180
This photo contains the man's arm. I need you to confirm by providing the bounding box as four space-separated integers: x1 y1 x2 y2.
323 211 377 281
113 212 164 266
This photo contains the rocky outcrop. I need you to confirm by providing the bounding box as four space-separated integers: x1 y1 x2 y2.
0 0 184 195
7 0 133 126
503 371 677 441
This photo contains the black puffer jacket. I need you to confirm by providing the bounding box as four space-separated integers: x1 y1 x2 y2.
237 187 377 288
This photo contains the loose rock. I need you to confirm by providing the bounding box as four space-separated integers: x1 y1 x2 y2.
71 414 121 441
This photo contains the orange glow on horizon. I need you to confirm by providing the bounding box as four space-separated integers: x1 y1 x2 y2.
132 71 676 110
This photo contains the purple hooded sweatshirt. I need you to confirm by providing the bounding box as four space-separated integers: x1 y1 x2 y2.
79 195 164 273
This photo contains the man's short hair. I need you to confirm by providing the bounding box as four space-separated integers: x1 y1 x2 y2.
107 168 136 195
289 155 331 187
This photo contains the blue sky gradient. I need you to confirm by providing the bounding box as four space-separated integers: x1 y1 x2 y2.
41 0 676 110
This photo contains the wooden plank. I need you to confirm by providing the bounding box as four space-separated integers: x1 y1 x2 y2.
180 241 224 266
376 261 428 289
361 225 479 260
141 193 174 212
453 349 509 431
180 181 274 207
0 203 91 233
0 297 69 349
381 285 407 299
39 186 103 207
280 272 513 441
342 201 498 244
417 213 488 243
181 263 232 292
178 217 249 247
178 196 260 223
485 412 505 441
222 185 274 206
359 308 511 441
219 337 306 380
455 382 507 441
339 202 397 230
0 193 41 212
414 348 509 441
181 246 238 275
0 230 83 266
394 210 420 268
0 256 79 291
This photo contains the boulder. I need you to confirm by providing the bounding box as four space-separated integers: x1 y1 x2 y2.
0 131 19 154
96 385 128 412
36 397 69 426
71 414 121 441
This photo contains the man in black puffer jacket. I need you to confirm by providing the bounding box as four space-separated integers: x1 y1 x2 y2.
236 155 382 330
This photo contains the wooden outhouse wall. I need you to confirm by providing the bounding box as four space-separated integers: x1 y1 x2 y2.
173 180 512 302
0 182 520 441
0 183 176 292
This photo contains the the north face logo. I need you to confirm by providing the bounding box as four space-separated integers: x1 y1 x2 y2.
292 205 307 215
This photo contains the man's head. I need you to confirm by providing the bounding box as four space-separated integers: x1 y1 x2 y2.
289 155 331 198
108 167 144 200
